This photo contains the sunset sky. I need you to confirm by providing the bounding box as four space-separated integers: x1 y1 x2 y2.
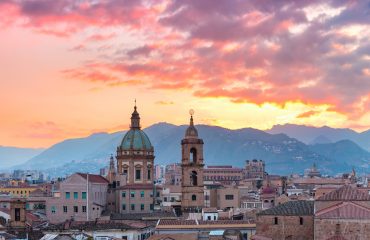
1 0 370 148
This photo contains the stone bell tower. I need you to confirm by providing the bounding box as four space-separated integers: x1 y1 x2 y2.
181 110 204 211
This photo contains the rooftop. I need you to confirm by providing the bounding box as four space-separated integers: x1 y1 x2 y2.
76 173 109 184
316 202 370 219
258 200 314 216
316 185 370 201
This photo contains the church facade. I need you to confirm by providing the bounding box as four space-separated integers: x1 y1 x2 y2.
107 104 159 214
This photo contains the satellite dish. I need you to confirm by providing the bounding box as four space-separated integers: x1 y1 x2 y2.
189 109 195 116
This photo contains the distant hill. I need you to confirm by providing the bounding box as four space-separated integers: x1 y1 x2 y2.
10 122 369 176
267 124 370 151
0 146 44 169
309 140 370 169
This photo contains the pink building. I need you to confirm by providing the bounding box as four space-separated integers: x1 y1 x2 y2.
46 173 108 223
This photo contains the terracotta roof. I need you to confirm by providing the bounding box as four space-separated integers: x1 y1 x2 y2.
116 183 156 190
76 173 109 184
316 185 370 201
148 233 198 240
316 202 370 219
111 211 176 220
258 200 314 216
203 208 218 213
47 220 154 231
198 220 251 225
158 220 197 226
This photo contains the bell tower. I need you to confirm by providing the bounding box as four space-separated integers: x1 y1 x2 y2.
181 110 204 211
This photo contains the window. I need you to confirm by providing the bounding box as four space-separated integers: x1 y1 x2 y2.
122 191 126 198
190 171 198 186
300 217 303 225
74 206 78 213
131 204 135 211
192 194 197 201
207 216 211 220
148 169 151 180
141 204 145 211
136 169 141 180
131 191 135 198
225 195 234 200
82 192 87 199
141 191 144 198
190 148 197 163
122 204 126 211
156 192 160 197
164 197 168 202
82 206 87 213
74 192 78 199
63 206 67 213
150 204 154 210
123 169 128 175
65 192 70 199
274 217 278 225
15 208 21 221
51 206 56 214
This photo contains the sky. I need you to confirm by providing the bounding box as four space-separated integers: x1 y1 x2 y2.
0 0 369 148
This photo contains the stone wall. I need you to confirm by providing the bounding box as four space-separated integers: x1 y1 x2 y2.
256 215 313 240
314 219 370 240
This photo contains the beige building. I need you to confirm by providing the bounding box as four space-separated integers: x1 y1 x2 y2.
46 173 108 223
245 160 265 179
204 166 244 185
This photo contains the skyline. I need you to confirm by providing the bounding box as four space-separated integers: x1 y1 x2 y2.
1 0 369 148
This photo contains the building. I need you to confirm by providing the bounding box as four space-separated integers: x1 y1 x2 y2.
255 200 314 240
306 163 321 178
245 160 265 179
164 163 182 186
112 104 157 214
203 166 244 185
314 185 370 239
46 173 108 223
43 219 156 240
155 219 255 240
0 186 39 198
181 112 204 211
216 186 240 210
154 165 165 181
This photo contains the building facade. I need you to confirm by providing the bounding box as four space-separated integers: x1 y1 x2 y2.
181 113 204 211
245 160 265 179
46 173 108 223
204 166 244 185
111 104 157 214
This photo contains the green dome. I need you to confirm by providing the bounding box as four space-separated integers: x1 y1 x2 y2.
120 129 153 150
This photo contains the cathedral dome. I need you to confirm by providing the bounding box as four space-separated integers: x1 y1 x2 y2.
119 103 153 151
120 129 152 150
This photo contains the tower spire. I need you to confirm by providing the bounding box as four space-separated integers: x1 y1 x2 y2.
130 100 140 129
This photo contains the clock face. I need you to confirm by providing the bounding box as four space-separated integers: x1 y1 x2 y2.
189 109 195 116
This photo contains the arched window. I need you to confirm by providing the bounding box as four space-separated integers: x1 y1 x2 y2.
189 148 197 163
192 194 197 201
191 171 198 186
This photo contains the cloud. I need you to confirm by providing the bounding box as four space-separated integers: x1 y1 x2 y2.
155 101 174 105
3 0 370 123
296 110 321 118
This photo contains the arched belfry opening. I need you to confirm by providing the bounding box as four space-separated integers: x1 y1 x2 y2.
191 171 198 186
190 148 197 163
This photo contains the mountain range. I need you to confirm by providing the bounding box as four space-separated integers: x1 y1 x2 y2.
0 146 44 169
2 123 370 176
